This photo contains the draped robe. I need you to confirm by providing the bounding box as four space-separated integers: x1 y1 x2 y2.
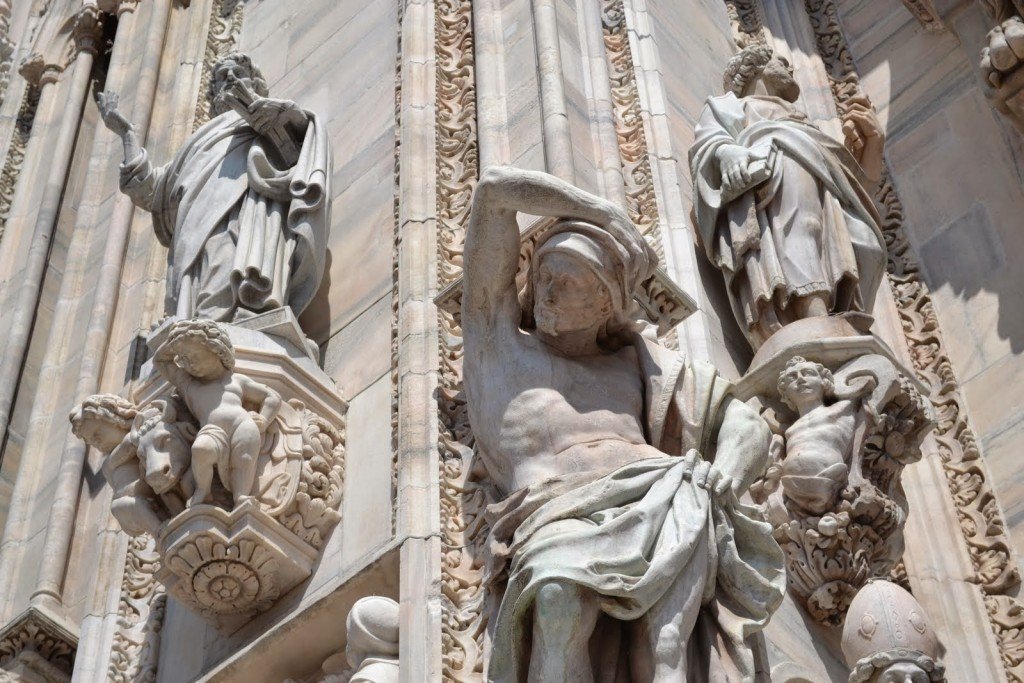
483 336 786 682
120 109 331 321
689 93 885 346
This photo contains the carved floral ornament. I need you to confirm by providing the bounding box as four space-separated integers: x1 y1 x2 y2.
70 317 347 624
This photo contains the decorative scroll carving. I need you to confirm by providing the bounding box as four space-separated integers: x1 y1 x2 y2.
193 0 244 130
436 0 478 287
72 317 347 624
0 0 15 106
391 0 403 533
108 535 165 683
899 0 946 32
723 0 767 46
601 0 663 258
802 0 1024 677
0 608 75 682
0 83 39 244
434 0 487 679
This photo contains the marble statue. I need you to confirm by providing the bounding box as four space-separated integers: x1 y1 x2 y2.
69 394 164 537
98 51 332 322
153 318 282 507
130 398 197 514
842 581 945 682
462 166 785 681
774 356 871 514
689 44 887 349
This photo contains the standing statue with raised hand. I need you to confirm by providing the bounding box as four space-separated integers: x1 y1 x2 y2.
690 44 888 350
97 51 332 323
462 166 784 682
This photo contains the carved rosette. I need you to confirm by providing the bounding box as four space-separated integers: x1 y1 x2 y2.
73 314 347 626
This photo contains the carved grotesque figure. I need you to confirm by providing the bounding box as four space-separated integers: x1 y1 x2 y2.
97 51 331 322
842 580 945 682
69 394 163 537
775 356 864 513
153 319 282 507
462 166 784 681
689 44 888 349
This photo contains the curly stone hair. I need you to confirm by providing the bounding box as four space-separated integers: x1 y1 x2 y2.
164 318 235 372
723 44 774 96
777 356 834 410
211 51 270 100
69 393 138 438
848 649 945 683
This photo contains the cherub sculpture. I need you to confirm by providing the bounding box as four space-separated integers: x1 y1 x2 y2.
69 394 163 537
774 356 873 514
153 319 282 507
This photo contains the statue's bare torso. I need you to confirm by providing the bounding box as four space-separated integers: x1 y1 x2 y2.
467 318 662 496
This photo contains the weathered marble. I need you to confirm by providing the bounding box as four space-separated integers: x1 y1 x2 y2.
690 44 887 351
462 166 784 680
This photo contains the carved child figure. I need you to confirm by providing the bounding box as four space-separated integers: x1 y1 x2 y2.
153 319 282 507
70 394 163 537
776 356 863 514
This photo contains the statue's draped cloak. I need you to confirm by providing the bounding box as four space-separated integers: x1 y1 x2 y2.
484 336 785 682
120 110 331 320
689 93 884 338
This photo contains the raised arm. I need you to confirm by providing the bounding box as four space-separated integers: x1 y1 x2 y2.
463 166 632 324
97 91 162 212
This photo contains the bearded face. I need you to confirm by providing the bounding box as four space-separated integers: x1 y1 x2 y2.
532 251 613 339
761 55 800 102
210 59 254 116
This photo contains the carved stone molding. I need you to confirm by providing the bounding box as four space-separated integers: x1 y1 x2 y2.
798 0 1024 676
434 0 487 677
601 0 664 259
193 0 244 130
899 0 946 32
0 83 39 244
69 5 103 58
107 535 165 683
0 607 76 682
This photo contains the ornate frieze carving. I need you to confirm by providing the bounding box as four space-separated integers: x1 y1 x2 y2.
0 81 39 244
107 535 165 683
71 316 347 624
798 0 1024 676
899 1 946 32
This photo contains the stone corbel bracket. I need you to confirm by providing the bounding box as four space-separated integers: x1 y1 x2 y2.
73 312 349 628
736 317 935 627
435 216 697 337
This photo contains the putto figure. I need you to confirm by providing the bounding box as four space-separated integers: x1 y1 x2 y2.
462 167 784 681
690 44 887 349
98 51 331 322
775 356 863 514
153 319 282 507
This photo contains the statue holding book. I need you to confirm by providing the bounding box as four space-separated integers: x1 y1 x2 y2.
98 52 332 323
689 44 888 350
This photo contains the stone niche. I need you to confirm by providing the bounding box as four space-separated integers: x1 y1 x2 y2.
71 308 347 629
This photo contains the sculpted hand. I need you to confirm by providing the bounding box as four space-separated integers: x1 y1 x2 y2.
245 97 307 136
250 411 269 434
97 91 133 138
681 449 741 501
841 96 884 180
716 144 759 195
